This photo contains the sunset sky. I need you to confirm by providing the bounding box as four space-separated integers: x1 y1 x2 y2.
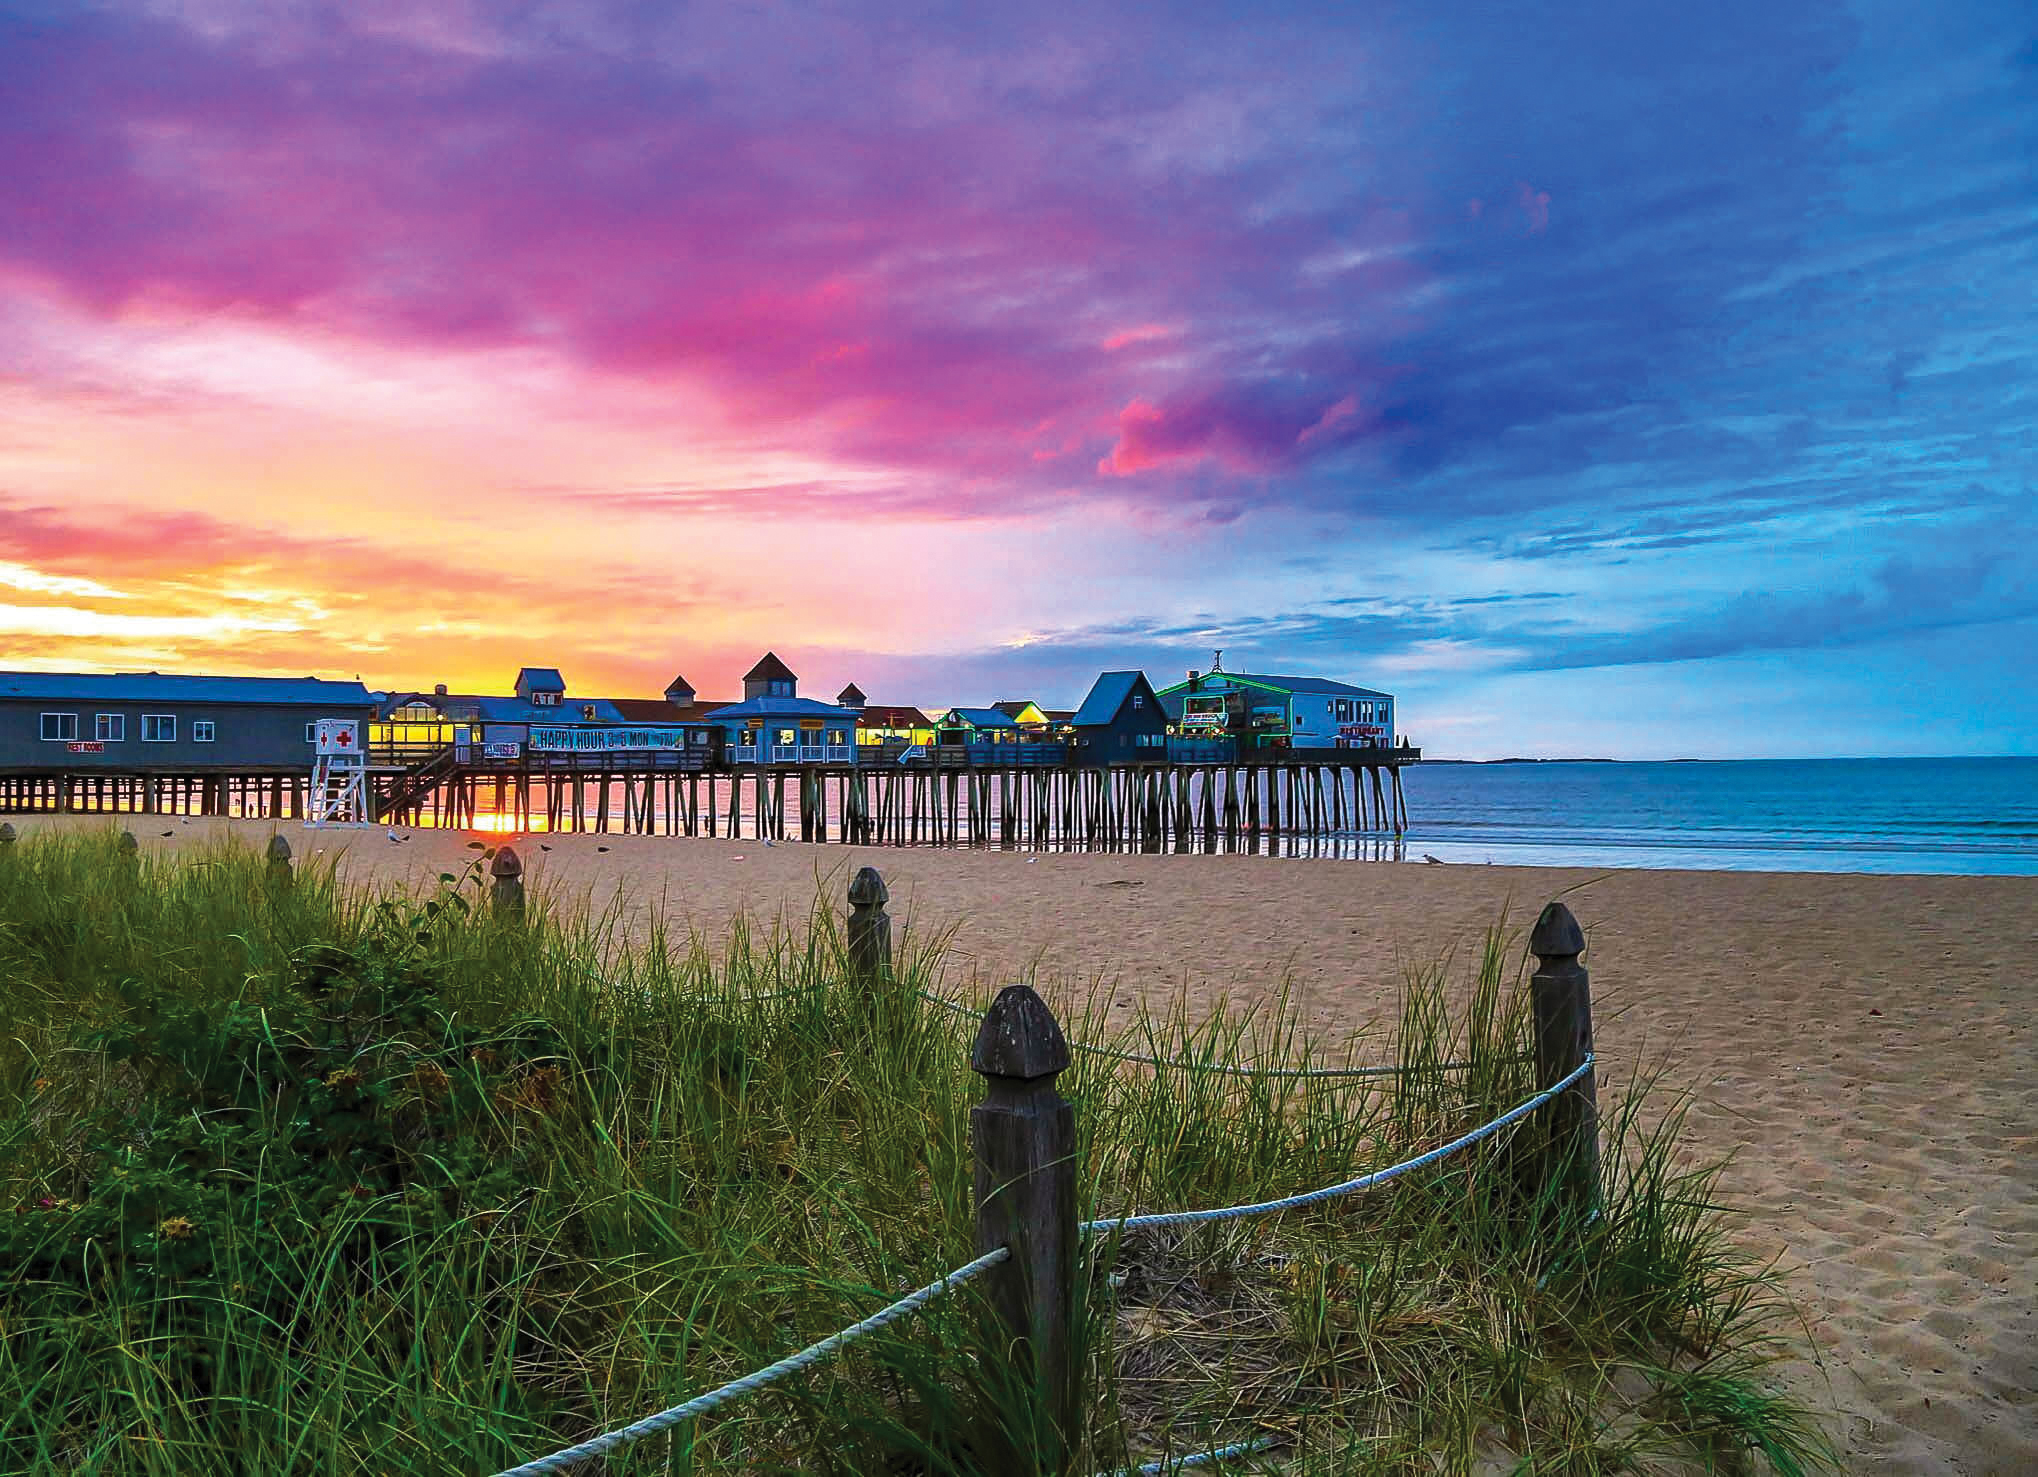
1 0 2032 757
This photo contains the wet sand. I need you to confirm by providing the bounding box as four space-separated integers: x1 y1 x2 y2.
24 816 2038 1474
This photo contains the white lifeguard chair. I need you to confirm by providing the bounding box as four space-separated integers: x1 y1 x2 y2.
307 718 371 827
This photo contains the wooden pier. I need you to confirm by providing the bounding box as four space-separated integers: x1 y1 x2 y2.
0 748 1419 852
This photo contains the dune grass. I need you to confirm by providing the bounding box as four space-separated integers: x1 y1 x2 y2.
0 828 1831 1475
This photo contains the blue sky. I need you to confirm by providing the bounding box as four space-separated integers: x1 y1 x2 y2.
0 0 2031 756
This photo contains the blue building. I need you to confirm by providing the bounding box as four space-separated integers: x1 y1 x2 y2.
704 653 860 764
379 668 717 764
0 671 378 771
1068 671 1168 761
1153 659 1396 751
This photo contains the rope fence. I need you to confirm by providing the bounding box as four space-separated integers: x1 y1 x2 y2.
494 1248 1009 1476
488 872 1602 1477
1081 1055 1593 1235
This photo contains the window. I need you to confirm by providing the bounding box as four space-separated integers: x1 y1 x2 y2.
306 723 317 743
192 721 216 743
142 714 176 742
581 704 598 720
1335 699 1352 722
770 679 793 697
95 714 125 742
39 713 78 742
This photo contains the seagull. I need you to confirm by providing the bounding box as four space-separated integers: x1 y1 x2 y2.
539 843 552 852
388 829 402 842
763 839 776 848
596 845 609 853
1422 854 1443 864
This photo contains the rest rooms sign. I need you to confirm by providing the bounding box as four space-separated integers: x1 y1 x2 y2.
529 726 685 752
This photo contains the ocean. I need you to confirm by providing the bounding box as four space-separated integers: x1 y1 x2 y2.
1397 757 2038 875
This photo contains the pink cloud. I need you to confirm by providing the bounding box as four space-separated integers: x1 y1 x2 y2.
1102 322 1180 351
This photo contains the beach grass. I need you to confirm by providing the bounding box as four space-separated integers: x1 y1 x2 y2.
0 828 1831 1474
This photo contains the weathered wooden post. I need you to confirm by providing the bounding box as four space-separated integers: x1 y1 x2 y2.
1530 901 1599 1220
266 833 293 890
490 845 526 922
847 865 892 984
971 985 1077 1476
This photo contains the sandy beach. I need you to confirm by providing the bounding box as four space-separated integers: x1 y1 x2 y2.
19 815 2036 1475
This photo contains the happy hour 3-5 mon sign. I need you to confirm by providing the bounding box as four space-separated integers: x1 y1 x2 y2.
528 726 685 752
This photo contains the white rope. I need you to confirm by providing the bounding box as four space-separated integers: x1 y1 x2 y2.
1083 1056 1594 1234
1097 1433 1285 1475
493 1246 1009 1476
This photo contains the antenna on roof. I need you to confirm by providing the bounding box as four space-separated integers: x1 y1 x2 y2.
1212 649 1223 671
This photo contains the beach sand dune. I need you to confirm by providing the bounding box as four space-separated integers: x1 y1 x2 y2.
18 817 2037 1475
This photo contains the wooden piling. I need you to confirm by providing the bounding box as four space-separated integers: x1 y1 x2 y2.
970 984 1078 1475
1530 901 1599 1222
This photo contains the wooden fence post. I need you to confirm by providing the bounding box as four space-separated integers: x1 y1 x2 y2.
972 984 1077 1477
847 866 891 984
266 833 293 890
1530 901 1599 1220
490 846 525 922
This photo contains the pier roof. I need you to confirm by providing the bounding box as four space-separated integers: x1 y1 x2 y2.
1154 671 1392 700
742 652 798 683
1071 671 1158 727
702 695 858 722
857 704 934 729
0 671 375 706
942 706 1020 729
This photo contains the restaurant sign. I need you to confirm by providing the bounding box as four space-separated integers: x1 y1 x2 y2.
1180 708 1227 730
529 726 685 752
482 742 523 760
1337 723 1388 741
67 741 106 754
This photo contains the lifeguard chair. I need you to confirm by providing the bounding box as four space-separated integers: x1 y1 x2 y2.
307 718 371 826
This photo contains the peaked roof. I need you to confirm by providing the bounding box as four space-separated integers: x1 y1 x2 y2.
941 707 1020 728
836 682 867 703
992 700 1046 720
858 704 934 728
1231 672 1392 699
1154 670 1392 700
607 696 733 724
664 674 694 693
0 671 376 707
702 695 857 721
743 651 797 683
515 667 566 691
1070 671 1158 727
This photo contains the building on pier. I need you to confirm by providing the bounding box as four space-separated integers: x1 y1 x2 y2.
1069 671 1168 759
990 700 1062 734
935 706 1024 746
376 669 722 765
1153 658 1396 751
0 671 377 771
705 654 860 763
855 704 937 748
